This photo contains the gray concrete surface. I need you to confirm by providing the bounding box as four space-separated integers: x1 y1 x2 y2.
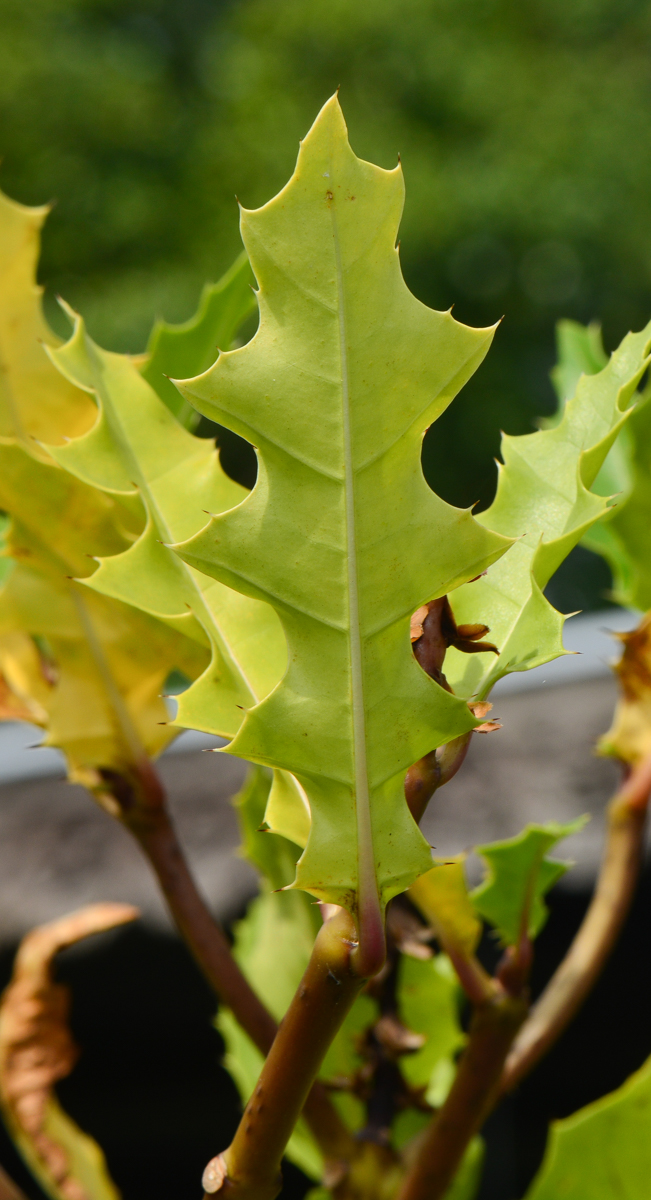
0 610 640 942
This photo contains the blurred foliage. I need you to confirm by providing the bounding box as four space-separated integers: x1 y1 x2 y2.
3 0 651 605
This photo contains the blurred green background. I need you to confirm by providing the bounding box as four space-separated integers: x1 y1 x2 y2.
3 0 651 608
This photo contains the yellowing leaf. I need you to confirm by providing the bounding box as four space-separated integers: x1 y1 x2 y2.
0 189 96 454
409 858 481 957
0 442 207 790
172 95 511 921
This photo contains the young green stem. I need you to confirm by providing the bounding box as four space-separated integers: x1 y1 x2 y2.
106 759 355 1167
201 907 367 1200
501 750 651 1093
396 991 527 1200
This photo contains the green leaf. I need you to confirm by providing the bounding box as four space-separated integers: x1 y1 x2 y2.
549 319 608 415
445 322 651 701
140 251 256 430
44 307 288 744
524 1050 651 1200
172 94 511 920
471 818 587 946
233 764 303 891
397 953 465 1101
549 317 642 598
593 390 651 609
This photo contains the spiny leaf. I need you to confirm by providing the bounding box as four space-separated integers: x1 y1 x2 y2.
445 321 651 701
549 318 607 416
45 310 288 743
0 189 208 788
0 443 206 787
598 611 651 765
409 857 481 958
471 818 587 946
44 310 308 842
232 765 305 895
549 317 641 595
524 1049 651 1200
0 188 96 456
594 388 651 608
140 251 256 430
0 904 138 1200
172 95 511 922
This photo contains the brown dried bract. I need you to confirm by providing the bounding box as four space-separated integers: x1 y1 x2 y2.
468 700 501 735
410 597 498 692
599 613 651 764
0 904 138 1200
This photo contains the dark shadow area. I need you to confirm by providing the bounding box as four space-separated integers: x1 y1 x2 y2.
0 869 649 1200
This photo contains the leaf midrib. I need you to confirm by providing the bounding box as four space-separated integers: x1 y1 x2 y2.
330 192 377 916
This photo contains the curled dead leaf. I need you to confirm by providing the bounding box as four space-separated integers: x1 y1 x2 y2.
0 904 138 1200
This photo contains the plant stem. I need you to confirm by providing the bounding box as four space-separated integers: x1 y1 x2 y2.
396 991 527 1200
201 907 367 1200
501 750 651 1093
104 759 356 1167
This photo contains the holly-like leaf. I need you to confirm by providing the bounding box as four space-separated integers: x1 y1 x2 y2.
471 818 587 946
0 188 96 456
140 251 256 430
445 321 651 701
45 310 289 745
0 904 138 1200
0 438 206 787
524 1049 651 1200
409 858 481 958
550 319 608 415
171 95 511 926
591 389 651 609
0 189 210 789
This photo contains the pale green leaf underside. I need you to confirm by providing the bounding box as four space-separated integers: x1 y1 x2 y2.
472 818 587 945
45 314 287 741
446 321 651 700
141 251 256 430
525 1049 651 1200
174 95 511 912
